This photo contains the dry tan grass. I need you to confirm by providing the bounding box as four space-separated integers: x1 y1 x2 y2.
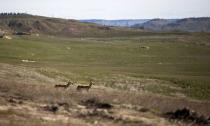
0 63 210 126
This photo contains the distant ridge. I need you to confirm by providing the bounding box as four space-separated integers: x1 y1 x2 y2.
132 19 177 31
132 17 210 32
81 18 210 32
80 19 149 27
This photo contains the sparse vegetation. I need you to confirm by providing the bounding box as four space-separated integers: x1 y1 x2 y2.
0 16 210 125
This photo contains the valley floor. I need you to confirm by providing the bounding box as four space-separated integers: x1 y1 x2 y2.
0 33 210 125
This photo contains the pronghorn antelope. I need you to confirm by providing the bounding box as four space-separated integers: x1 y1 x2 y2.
77 80 94 92
55 81 73 89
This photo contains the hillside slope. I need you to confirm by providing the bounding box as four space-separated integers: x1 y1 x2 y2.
132 19 177 31
0 14 143 37
133 18 210 32
164 18 210 32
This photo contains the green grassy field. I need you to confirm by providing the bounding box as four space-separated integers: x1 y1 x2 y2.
0 33 210 100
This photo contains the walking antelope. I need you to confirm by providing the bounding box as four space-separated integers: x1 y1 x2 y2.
77 80 94 92
55 81 73 89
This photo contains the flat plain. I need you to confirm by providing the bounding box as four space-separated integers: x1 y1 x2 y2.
0 32 210 126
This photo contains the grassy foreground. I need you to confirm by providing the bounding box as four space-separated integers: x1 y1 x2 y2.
0 33 210 100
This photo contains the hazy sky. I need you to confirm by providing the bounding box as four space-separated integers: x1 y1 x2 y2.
0 0 210 19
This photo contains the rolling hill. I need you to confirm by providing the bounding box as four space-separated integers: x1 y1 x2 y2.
81 18 210 32
0 13 143 37
1 14 210 37
132 19 177 31
132 18 210 32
